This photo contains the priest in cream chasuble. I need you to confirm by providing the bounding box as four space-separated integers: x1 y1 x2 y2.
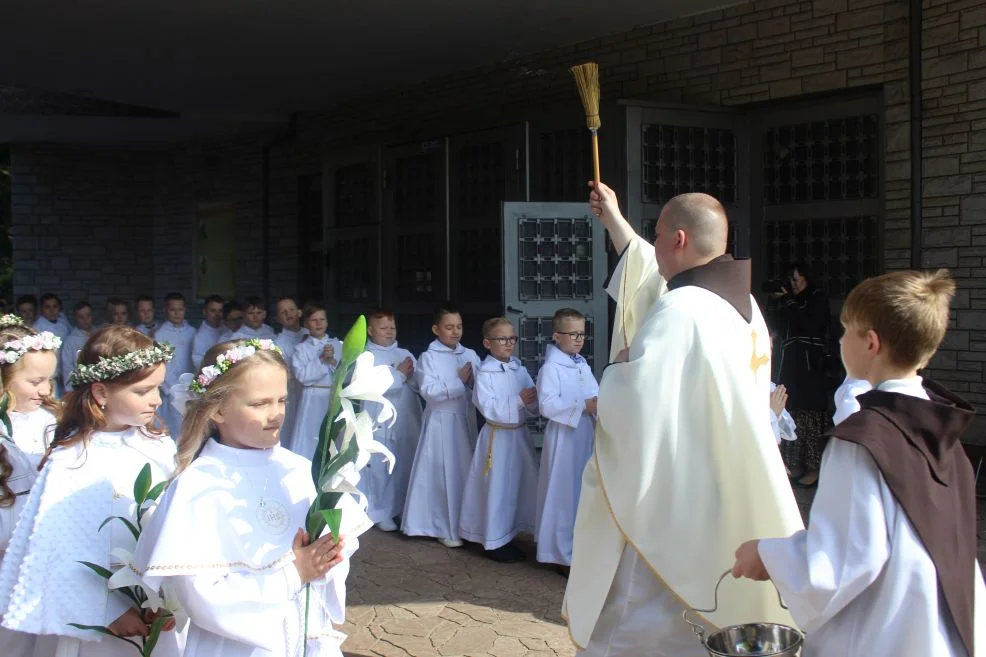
564 184 804 655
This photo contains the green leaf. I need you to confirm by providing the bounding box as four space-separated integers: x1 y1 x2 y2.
340 315 367 367
0 392 11 439
98 516 141 541
67 624 143 653
78 560 113 580
145 481 167 503
310 411 332 483
321 508 343 541
133 464 152 506
142 612 171 656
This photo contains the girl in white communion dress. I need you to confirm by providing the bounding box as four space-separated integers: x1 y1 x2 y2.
131 338 370 657
0 325 181 657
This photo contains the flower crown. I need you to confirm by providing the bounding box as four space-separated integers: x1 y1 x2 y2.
0 314 24 330
69 343 175 387
189 338 281 394
0 331 63 365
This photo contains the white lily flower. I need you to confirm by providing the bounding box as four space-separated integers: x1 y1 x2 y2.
107 548 164 611
339 352 396 427
151 581 188 628
337 404 395 474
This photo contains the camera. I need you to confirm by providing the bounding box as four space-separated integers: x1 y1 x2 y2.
761 279 787 295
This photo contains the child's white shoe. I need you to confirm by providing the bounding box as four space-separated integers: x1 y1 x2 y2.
377 518 398 532
440 537 463 548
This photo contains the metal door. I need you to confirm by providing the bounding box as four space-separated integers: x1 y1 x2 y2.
449 125 526 343
381 139 448 354
625 103 749 257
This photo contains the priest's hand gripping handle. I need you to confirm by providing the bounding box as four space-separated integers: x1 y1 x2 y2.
681 569 789 643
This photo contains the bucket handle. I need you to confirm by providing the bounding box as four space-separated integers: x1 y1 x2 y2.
681 569 789 643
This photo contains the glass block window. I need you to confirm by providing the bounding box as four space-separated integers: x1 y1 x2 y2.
518 217 594 300
333 234 377 303
642 124 736 204
334 162 375 228
394 150 444 225
763 115 878 204
396 232 438 301
518 315 595 434
763 216 879 299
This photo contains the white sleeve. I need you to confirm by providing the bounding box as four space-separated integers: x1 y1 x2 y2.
169 561 304 652
415 353 467 403
537 367 584 429
292 345 333 386
832 378 873 425
191 331 211 370
472 372 524 425
60 341 76 390
758 439 891 634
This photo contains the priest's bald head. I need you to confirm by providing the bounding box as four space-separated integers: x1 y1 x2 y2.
653 193 729 281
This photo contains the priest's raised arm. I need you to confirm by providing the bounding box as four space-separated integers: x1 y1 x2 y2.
588 182 667 358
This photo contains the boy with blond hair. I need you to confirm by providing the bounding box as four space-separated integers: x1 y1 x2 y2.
535 308 598 573
459 317 539 562
733 270 985 657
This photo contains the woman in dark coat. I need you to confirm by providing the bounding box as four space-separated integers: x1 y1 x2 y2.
775 262 832 487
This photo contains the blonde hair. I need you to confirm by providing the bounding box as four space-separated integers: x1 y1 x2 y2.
175 340 289 477
44 326 165 467
0 325 60 416
841 269 955 370
552 308 586 332
482 317 513 338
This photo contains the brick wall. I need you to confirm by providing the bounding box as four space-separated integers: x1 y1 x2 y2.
10 145 154 315
9 0 986 403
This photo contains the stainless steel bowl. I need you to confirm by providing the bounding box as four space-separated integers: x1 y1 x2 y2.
704 622 803 657
683 570 805 657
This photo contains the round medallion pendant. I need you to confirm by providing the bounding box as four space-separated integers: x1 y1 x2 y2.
256 500 290 534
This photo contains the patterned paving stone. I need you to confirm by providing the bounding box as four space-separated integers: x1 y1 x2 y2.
344 493 986 657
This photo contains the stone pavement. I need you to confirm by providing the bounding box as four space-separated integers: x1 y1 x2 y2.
341 531 574 657
342 490 986 657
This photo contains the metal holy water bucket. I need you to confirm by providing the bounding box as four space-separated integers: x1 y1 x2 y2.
682 569 804 657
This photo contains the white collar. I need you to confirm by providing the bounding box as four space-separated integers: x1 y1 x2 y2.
428 339 463 355
368 340 400 352
479 355 520 372
544 343 585 368
200 436 276 467
876 376 929 400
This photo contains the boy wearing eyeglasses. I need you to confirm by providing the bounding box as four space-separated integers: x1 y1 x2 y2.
458 317 539 563
535 308 599 575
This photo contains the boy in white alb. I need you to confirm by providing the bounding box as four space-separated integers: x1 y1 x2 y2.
289 305 342 458
192 295 225 369
61 301 94 392
360 309 422 532
274 297 307 450
222 296 275 341
134 295 159 338
155 292 196 438
733 270 985 657
402 304 482 547
33 294 71 397
535 308 598 572
459 317 539 562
